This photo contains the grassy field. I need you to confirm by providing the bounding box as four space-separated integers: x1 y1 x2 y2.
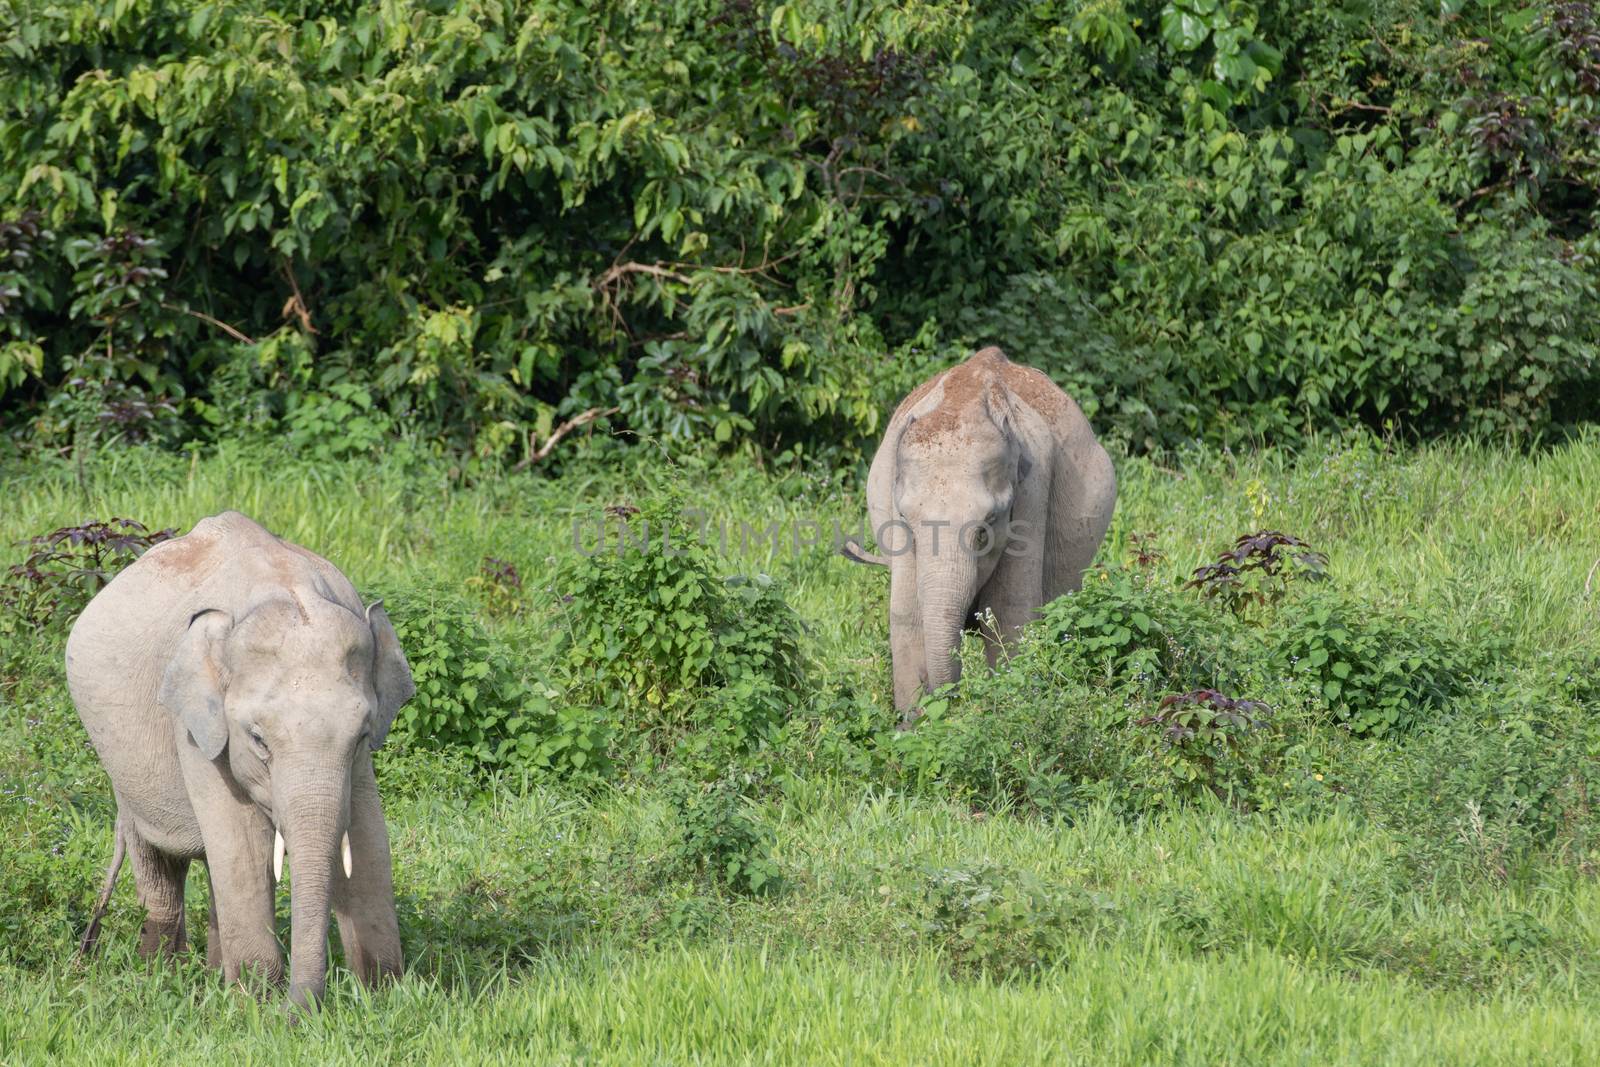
3 434 1600 1063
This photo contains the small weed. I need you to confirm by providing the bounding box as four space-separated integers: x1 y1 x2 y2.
381 588 611 781
1136 689 1272 803
666 776 784 897
918 864 1106 977
465 555 524 617
556 484 806 762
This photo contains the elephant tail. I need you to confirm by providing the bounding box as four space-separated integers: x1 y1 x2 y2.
840 539 890 568
77 813 128 958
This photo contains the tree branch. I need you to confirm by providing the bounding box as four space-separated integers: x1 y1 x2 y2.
512 407 620 472
159 303 256 345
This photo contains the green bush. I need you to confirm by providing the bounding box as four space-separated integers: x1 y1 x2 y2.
1185 531 1327 617
1034 565 1238 696
917 864 1111 978
0 517 175 632
555 487 807 768
664 776 783 897
1133 688 1273 804
888 663 1141 817
1271 588 1488 737
1348 678 1600 880
281 383 398 463
893 528 1517 813
382 587 611 781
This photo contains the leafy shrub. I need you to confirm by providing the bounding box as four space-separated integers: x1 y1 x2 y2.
281 383 397 462
556 488 806 764
1135 689 1272 802
1484 911 1555 961
1271 588 1485 737
665 776 783 897
1350 682 1600 880
917 865 1109 977
1035 565 1239 696
771 684 892 784
0 1 938 458
0 518 175 630
888 669 1141 817
1 1 1596 458
895 521 1528 815
382 588 610 781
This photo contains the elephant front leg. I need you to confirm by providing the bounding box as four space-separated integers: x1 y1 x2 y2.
203 870 222 970
196 800 283 989
977 538 1047 669
332 753 403 988
888 554 927 722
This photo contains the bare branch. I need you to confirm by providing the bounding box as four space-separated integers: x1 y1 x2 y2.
158 303 256 345
512 406 620 472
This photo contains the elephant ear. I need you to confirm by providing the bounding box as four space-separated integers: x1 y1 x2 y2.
983 380 1015 433
158 609 233 761
985 384 1031 482
365 601 415 750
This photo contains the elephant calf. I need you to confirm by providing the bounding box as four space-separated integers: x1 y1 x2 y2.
845 347 1116 715
67 510 414 1009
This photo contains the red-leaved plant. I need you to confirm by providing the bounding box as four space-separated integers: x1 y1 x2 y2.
0 518 176 628
1185 530 1327 615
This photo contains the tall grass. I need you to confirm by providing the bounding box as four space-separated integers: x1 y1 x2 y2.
8 432 1598 655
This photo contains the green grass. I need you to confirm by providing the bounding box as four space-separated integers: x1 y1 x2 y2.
3 433 1599 1063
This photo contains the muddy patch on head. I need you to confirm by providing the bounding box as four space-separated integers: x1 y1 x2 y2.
287 589 312 625
902 350 1009 445
144 531 219 578
1003 363 1070 417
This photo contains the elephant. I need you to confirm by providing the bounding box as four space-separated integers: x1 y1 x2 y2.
844 347 1115 717
66 510 414 1010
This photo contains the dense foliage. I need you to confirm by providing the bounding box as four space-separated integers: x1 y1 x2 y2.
1 0 1596 460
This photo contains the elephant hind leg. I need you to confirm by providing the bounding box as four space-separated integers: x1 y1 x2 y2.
77 811 130 957
1044 440 1116 599
126 826 190 958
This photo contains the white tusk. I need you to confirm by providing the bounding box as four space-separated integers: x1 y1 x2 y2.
273 829 285 883
341 832 353 879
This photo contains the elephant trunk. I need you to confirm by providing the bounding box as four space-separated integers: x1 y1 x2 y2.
917 540 978 695
277 771 350 1011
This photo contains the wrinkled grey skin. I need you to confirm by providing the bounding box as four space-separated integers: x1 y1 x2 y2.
66 511 414 1010
849 347 1116 716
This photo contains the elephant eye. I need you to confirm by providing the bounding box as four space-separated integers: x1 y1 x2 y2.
247 725 271 760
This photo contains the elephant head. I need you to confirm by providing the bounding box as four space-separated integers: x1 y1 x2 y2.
891 385 1029 693
157 593 413 1008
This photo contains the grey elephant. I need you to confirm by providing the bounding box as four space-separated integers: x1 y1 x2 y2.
844 347 1116 715
66 510 414 1009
